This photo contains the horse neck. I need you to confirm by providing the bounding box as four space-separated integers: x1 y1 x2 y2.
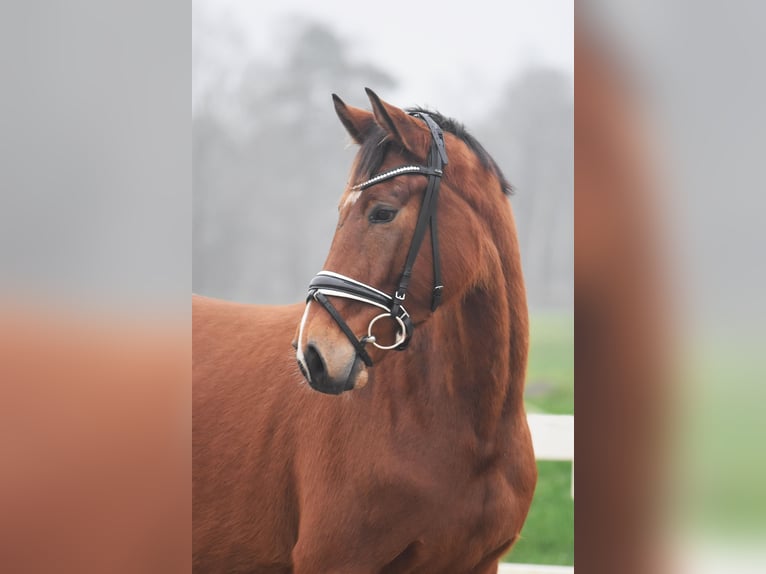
381 219 528 442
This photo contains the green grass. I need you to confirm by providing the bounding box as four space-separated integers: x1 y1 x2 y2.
675 335 766 540
503 310 574 565
524 311 574 414
505 461 574 565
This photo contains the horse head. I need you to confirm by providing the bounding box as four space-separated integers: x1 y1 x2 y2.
295 89 512 395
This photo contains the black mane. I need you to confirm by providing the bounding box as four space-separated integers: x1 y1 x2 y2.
353 107 512 195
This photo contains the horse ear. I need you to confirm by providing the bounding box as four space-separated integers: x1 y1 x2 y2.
332 93 375 144
365 88 430 160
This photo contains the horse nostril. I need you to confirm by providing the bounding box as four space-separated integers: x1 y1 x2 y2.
304 343 326 383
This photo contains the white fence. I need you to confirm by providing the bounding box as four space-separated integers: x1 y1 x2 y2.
500 414 574 574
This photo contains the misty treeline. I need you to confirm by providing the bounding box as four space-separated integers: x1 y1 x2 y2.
193 20 572 309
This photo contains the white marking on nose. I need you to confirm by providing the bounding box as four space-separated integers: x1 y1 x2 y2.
296 300 312 382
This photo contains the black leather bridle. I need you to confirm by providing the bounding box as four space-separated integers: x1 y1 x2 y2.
305 112 448 372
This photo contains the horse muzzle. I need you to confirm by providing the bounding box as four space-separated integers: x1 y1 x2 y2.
298 340 368 395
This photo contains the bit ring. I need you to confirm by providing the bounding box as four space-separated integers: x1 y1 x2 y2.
366 313 407 350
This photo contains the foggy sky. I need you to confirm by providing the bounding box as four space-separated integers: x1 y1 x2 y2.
194 0 573 122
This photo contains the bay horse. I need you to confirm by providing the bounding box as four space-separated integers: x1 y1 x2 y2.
193 89 536 573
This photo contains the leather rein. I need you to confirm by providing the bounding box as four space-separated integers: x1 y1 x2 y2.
306 112 448 373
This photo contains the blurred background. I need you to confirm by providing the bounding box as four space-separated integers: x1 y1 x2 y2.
576 3 766 573
192 0 574 566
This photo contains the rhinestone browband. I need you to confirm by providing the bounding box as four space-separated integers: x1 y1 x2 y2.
351 166 425 190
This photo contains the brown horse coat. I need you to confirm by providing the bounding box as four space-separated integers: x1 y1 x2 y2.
193 91 536 573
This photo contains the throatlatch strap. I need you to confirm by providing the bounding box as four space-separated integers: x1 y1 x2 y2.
313 292 373 368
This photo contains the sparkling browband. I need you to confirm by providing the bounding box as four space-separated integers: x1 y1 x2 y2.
351 165 426 190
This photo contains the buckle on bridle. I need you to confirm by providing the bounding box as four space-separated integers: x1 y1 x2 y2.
394 291 406 301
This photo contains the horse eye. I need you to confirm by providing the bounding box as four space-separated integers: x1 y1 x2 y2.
369 206 398 224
